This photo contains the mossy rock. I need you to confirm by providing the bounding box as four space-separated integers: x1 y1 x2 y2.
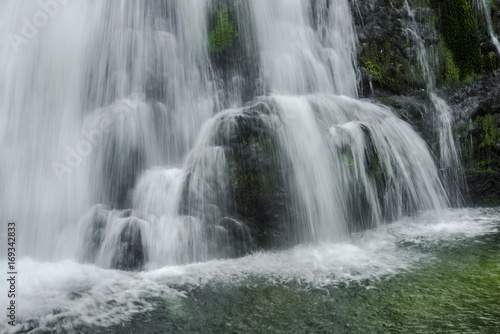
455 110 500 206
180 102 293 256
430 0 483 80
207 1 263 105
361 40 419 94
437 39 461 86
224 105 292 250
208 6 238 53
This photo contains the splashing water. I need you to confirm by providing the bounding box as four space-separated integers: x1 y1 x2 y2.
0 1 493 332
0 0 458 269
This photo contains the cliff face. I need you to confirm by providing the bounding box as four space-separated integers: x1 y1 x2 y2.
353 0 496 93
352 0 500 206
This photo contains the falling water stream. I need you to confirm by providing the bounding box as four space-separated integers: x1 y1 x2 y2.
403 0 464 206
475 0 500 55
0 1 498 333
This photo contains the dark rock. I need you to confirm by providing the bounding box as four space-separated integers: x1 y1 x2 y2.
464 171 500 206
179 101 294 258
441 72 500 206
100 131 145 210
111 218 146 271
83 206 147 271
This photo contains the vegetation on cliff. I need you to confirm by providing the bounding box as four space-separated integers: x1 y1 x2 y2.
431 0 483 80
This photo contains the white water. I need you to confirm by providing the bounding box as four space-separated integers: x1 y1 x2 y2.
0 209 497 333
0 0 462 276
271 94 447 234
475 0 500 55
249 0 358 96
0 0 456 269
0 0 215 261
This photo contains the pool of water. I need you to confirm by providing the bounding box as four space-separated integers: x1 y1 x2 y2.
3 208 499 333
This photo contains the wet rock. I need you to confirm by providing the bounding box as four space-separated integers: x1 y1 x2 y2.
83 204 109 263
208 1 264 107
441 72 500 206
83 206 147 271
179 102 293 257
464 171 500 206
111 218 146 271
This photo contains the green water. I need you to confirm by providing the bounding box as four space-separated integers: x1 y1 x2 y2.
94 221 500 334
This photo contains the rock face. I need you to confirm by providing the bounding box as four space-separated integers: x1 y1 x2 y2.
354 0 422 95
353 0 493 96
208 1 264 107
352 0 500 207
443 74 500 206
221 105 292 250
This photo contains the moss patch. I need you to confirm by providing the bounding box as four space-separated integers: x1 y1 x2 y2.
362 40 415 93
431 0 483 80
208 7 238 53
437 39 460 85
456 110 500 206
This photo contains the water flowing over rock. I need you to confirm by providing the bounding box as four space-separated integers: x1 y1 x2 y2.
1 0 498 271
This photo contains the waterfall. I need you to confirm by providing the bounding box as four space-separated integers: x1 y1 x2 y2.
0 0 451 269
0 0 215 262
403 0 464 206
475 0 500 55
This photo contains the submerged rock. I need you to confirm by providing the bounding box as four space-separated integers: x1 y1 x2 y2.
83 205 147 271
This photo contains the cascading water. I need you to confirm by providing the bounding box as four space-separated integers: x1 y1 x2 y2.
0 0 453 269
3 1 500 333
0 0 216 264
475 0 500 55
403 0 464 206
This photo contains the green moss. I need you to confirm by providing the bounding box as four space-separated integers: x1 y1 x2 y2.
208 7 238 53
437 40 460 84
362 40 410 92
228 137 281 224
459 113 500 172
478 113 500 148
342 153 356 170
431 0 483 80
485 193 500 206
490 0 498 26
486 51 498 72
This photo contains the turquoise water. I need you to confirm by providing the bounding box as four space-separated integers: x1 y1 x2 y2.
5 208 499 333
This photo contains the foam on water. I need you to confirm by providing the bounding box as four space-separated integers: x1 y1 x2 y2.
0 259 185 333
1 209 497 333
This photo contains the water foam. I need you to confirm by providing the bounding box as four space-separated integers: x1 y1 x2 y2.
1 209 497 332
